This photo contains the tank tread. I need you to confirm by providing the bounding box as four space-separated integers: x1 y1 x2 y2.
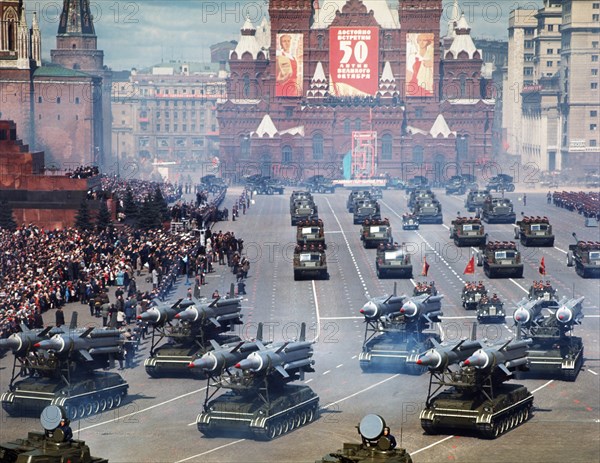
59 384 128 421
477 400 532 439
421 419 438 435
563 348 584 382
254 402 319 441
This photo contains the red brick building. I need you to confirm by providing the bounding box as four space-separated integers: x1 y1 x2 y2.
0 0 109 168
218 0 495 182
0 120 101 229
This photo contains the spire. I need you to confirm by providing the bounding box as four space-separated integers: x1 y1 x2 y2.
30 12 42 67
307 62 328 99
231 17 266 60
377 61 399 98
444 13 481 60
58 0 96 36
446 0 460 37
430 114 456 138
253 114 278 138
17 6 30 69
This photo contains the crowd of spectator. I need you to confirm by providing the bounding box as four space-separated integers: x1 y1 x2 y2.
67 166 100 179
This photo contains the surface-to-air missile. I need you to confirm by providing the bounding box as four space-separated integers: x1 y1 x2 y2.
359 284 442 374
516 295 586 381
0 405 109 463
315 414 413 463
143 285 243 378
137 298 192 324
1 312 128 419
413 337 533 438
0 325 55 355
196 323 319 440
512 297 545 327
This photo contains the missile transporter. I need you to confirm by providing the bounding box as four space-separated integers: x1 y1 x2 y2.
412 198 443 224
361 218 392 249
353 200 381 224
196 323 319 440
359 285 443 374
482 197 516 224
479 241 523 278
464 189 489 213
407 189 434 209
514 296 585 381
567 234 600 278
413 338 533 438
450 217 486 247
291 199 319 226
142 294 243 378
316 414 413 463
1 315 128 419
297 219 326 248
514 216 555 246
375 243 412 279
293 245 328 280
347 190 372 212
0 405 108 463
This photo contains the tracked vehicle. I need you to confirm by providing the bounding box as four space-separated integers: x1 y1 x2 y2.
315 414 413 463
482 197 516 224
0 405 109 463
567 233 600 278
413 337 533 438
465 190 489 213
514 216 554 246
293 246 328 280
196 323 319 440
450 217 486 247
479 241 523 278
375 243 412 279
361 219 392 249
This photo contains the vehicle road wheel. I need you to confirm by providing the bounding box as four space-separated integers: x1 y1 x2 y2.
300 410 308 426
275 421 283 437
92 400 100 414
67 405 78 421
99 398 107 412
293 412 302 428
106 396 114 410
85 401 94 417
77 403 86 418
114 394 123 408
265 423 277 440
282 418 289 434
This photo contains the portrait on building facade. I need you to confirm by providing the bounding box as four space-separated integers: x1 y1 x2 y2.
329 27 379 96
406 32 434 97
276 33 303 97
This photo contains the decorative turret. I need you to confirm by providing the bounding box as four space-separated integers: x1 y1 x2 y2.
230 17 267 61
377 61 399 98
253 114 278 138
30 12 41 67
307 62 328 99
444 14 481 60
16 6 29 69
429 114 456 138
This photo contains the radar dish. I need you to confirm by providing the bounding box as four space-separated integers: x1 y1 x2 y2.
359 414 385 440
40 405 64 431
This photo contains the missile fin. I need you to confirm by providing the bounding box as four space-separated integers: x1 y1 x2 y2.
209 317 221 328
19 323 30 333
79 349 94 362
275 343 289 354
209 339 221 350
38 326 52 337
69 311 78 330
256 340 267 351
208 298 219 308
451 339 466 352
300 322 306 342
79 327 94 338
256 323 263 342
275 365 289 378
230 341 245 353
498 339 512 352
171 298 184 309
498 363 511 375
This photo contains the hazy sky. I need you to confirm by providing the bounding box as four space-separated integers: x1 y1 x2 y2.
28 0 543 70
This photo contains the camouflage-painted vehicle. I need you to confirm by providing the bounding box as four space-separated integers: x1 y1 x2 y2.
514 216 554 246
361 219 392 248
289 191 313 209
0 405 109 463
482 197 516 224
450 217 486 247
567 234 600 278
315 414 413 463
479 241 523 278
486 174 515 192
297 219 326 248
293 246 328 280
465 190 490 213
375 243 412 278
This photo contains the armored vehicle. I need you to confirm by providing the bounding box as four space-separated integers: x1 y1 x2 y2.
290 190 313 206
486 174 515 192
142 291 243 378
514 216 554 246
361 219 392 249
407 188 434 209
401 213 419 230
196 323 319 440
412 199 443 224
413 281 437 296
0 405 109 463
297 219 326 248
375 243 412 278
293 245 328 280
450 217 486 247
315 414 413 463
479 241 523 278
445 174 477 195
482 197 516 224
405 176 429 193
304 175 336 194
200 175 227 193
347 190 372 212
255 177 285 195
291 199 318 226
385 177 406 190
465 189 490 212
514 296 585 381
359 286 442 373
567 233 600 278
354 200 381 224
476 294 506 323
461 282 487 311
527 281 558 308
413 338 533 438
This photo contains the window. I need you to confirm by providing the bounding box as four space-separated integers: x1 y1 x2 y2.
183 124 187 132
594 3 600 8
156 124 160 131
547 61 553 67
57 114 60 120
524 40 534 49
344 119 351 134
174 124 178 132
312 133 324 160
174 112 178 119
547 49 553 54
594 14 600 22
524 68 533 76
381 134 393 160
355 118 361 131
525 54 534 62
165 124 170 132
282 145 293 164
525 28 534 36
240 136 250 158
593 69 599 76
415 107 423 118
38 96 42 103
591 110 598 117
243 75 250 97
460 74 466 96
592 82 599 89
75 97 80 104
165 111 170 119
593 42 599 49
412 145 424 164
591 124 598 131
591 140 598 147
317 35 324 50
57 97 61 104
547 25 554 31
593 55 599 62
285 107 293 118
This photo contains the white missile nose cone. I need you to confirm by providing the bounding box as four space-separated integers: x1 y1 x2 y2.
361 301 377 316
401 301 417 316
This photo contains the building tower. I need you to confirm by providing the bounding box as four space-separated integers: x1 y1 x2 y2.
50 0 111 168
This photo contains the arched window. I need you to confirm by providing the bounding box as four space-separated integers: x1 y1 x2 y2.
459 74 467 97
381 133 393 160
343 118 351 134
312 133 324 160
282 145 293 164
355 118 361 131
243 75 250 97
412 145 424 164
317 35 324 50
240 136 250 159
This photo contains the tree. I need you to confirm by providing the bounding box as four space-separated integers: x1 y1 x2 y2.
153 185 170 222
96 200 112 231
137 192 160 230
123 187 138 220
74 200 93 231
0 200 17 231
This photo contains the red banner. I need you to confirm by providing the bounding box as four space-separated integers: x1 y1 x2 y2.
329 27 379 96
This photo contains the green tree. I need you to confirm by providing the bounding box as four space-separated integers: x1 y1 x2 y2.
75 200 93 231
123 187 138 220
137 192 159 230
0 200 17 231
153 186 170 222
96 200 112 231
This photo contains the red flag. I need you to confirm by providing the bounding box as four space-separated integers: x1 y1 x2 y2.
421 257 430 277
539 257 546 275
464 256 475 274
